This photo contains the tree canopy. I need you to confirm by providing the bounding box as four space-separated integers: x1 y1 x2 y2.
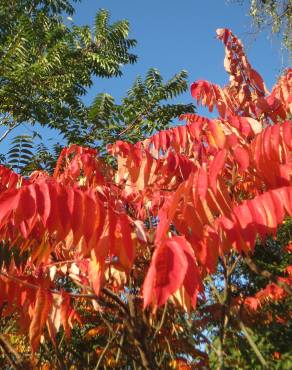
235 0 291 50
0 25 291 369
0 0 196 175
0 0 137 136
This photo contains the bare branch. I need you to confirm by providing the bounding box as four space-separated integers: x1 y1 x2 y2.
0 122 21 143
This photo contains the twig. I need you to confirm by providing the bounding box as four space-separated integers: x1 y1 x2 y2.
127 291 136 319
196 331 224 360
157 349 166 367
98 313 144 367
206 275 223 304
153 302 167 339
165 337 175 361
228 254 241 276
0 123 20 143
94 327 119 369
101 287 130 316
218 256 232 370
115 332 124 363
238 321 267 368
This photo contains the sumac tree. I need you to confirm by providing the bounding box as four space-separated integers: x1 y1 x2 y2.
0 29 291 369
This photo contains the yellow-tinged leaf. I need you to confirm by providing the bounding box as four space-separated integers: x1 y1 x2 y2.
246 117 262 135
31 236 51 265
61 292 72 338
29 288 52 352
88 250 104 295
172 286 192 313
46 295 62 346
209 120 226 149
105 266 127 287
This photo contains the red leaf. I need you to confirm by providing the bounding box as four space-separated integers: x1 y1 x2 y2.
143 237 188 309
234 147 249 170
0 190 19 228
36 182 51 227
15 186 36 225
244 297 260 311
209 120 226 149
220 187 292 252
250 68 266 93
179 238 203 307
61 292 72 338
110 213 134 271
209 149 227 192
71 189 85 244
197 167 208 199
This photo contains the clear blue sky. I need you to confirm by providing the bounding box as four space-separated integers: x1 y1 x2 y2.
74 0 287 106
1 0 288 153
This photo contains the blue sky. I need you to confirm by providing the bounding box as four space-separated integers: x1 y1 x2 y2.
1 0 288 153
74 0 287 106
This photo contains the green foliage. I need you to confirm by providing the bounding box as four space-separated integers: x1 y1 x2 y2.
208 219 292 369
249 0 291 50
0 242 29 271
28 142 63 173
233 0 292 50
7 135 34 173
5 133 63 174
0 1 193 171
85 68 195 152
0 0 137 133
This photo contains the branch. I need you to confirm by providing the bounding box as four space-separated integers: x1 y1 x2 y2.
0 123 21 143
123 317 155 369
238 321 268 368
101 287 130 316
115 332 124 363
100 287 154 369
98 313 144 367
153 303 167 339
244 255 292 295
94 326 119 369
205 275 223 304
197 331 224 360
0 272 119 310
218 259 231 370
228 254 241 276
0 274 156 367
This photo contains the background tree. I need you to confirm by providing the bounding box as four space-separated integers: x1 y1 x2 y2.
0 0 137 141
232 0 292 50
0 0 195 173
87 68 194 152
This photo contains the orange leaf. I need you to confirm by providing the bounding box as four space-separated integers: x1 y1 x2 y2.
29 288 52 353
209 149 227 193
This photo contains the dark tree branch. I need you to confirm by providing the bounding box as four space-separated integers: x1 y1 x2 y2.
244 255 292 295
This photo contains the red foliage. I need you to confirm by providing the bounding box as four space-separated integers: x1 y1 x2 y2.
0 29 291 358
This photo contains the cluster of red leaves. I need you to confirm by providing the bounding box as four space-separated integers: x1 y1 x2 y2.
241 264 292 315
0 29 291 355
